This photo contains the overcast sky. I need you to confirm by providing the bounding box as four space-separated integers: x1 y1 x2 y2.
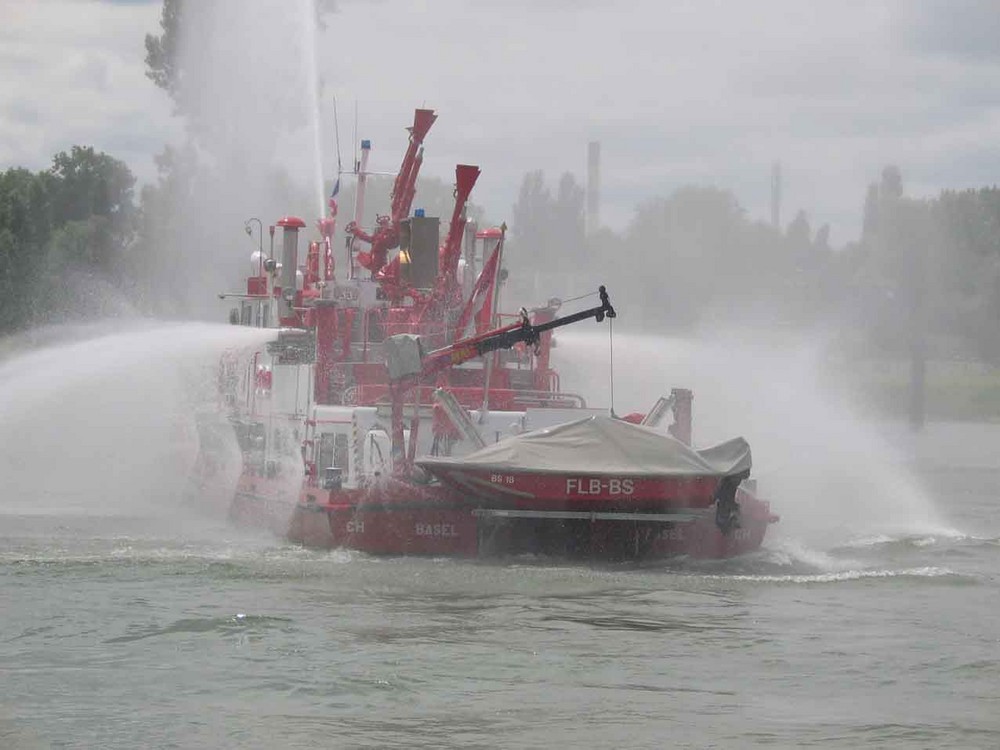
3 0 1000 244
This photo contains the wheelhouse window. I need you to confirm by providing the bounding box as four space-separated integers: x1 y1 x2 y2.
318 432 350 472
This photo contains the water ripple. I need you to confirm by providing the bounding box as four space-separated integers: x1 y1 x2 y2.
693 566 973 584
103 614 294 644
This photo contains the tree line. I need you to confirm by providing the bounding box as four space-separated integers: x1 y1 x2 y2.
4 129 999 367
506 166 1000 363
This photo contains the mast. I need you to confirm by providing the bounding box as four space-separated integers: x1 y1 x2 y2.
349 139 371 278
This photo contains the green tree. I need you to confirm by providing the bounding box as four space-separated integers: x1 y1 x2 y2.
880 164 903 201
814 224 830 252
553 172 586 254
0 148 138 332
144 0 183 107
48 147 136 274
507 170 589 301
786 209 811 248
861 182 880 240
0 168 53 330
934 187 1000 359
621 186 749 328
511 170 552 250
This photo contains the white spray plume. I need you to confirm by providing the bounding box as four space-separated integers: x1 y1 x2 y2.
554 328 949 549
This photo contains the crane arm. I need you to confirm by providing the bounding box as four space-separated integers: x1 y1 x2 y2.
390 285 615 388
384 287 616 469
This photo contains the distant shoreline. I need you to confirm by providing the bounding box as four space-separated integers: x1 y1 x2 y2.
831 357 1000 422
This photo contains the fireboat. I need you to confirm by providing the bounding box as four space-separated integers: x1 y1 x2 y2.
207 108 778 560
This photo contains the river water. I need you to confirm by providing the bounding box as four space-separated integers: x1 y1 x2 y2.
2 327 999 748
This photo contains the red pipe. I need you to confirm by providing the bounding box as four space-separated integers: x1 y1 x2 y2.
314 305 338 404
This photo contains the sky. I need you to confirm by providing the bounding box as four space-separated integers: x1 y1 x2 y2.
2 0 1000 244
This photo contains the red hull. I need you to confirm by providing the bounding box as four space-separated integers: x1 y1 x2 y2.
425 467 720 509
284 481 777 560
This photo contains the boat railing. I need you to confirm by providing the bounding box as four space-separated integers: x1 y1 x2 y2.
344 384 587 411
511 389 587 409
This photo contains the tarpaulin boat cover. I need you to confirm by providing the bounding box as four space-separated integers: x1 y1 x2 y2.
418 415 751 478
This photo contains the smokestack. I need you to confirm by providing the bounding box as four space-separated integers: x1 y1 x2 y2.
771 161 782 230
277 215 305 319
587 141 600 236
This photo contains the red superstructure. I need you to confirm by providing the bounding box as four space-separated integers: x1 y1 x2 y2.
211 108 778 560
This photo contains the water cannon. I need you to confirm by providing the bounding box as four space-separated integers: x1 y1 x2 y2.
318 217 336 238
438 163 481 283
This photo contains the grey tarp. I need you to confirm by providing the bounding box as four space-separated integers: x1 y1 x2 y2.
418 415 751 478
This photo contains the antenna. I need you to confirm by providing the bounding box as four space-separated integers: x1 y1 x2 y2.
353 101 359 173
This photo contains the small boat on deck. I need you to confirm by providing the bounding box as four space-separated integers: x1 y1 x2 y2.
419 413 751 508
416 414 776 559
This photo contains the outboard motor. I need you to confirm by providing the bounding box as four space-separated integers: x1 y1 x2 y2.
714 471 749 535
